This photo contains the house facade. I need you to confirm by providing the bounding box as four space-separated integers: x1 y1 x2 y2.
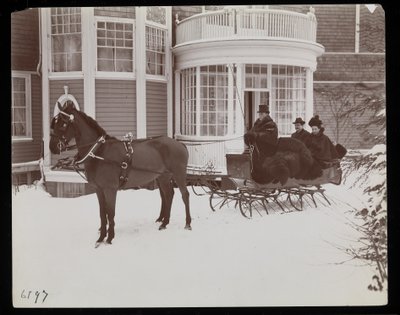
11 5 385 197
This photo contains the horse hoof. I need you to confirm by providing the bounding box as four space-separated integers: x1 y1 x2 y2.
184 225 192 231
155 218 163 223
159 225 167 231
95 241 102 248
106 239 112 245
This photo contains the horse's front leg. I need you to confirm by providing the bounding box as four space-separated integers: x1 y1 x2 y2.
103 188 118 244
155 179 165 223
95 189 107 245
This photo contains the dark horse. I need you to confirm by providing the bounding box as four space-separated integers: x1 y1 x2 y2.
49 101 191 246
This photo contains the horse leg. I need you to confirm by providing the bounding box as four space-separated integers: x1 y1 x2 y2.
155 178 166 223
157 175 174 230
174 174 191 230
103 187 118 244
95 189 107 244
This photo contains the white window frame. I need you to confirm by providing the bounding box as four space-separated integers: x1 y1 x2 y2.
145 24 167 80
94 16 136 80
270 64 307 136
48 7 83 79
12 72 32 142
145 7 168 81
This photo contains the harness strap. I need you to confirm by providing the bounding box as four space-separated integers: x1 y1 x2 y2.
118 140 134 188
74 135 106 164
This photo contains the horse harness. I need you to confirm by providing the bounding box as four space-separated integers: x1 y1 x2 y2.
57 135 167 189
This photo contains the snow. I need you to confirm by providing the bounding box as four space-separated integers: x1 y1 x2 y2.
367 144 386 156
12 181 387 307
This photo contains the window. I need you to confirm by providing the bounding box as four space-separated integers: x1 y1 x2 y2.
96 21 134 72
200 65 229 136
12 74 31 139
51 8 82 72
145 26 166 76
245 64 268 89
271 65 306 136
181 68 196 135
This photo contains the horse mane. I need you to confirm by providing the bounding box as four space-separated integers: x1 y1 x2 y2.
75 110 117 140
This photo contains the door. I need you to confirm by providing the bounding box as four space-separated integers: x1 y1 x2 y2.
244 89 270 131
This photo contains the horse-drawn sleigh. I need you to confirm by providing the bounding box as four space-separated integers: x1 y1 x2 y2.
50 101 343 247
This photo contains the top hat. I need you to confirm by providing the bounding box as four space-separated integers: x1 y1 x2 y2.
257 104 270 114
308 115 322 128
293 117 306 125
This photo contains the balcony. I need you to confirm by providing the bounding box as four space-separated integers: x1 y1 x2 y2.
175 7 318 47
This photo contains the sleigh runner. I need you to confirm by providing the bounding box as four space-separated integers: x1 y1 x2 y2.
187 152 343 218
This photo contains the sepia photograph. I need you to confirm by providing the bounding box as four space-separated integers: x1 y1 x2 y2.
11 4 388 308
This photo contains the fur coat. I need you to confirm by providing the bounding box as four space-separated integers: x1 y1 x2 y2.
244 115 278 157
307 131 338 162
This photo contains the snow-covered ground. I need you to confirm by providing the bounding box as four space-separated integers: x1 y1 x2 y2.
12 180 387 307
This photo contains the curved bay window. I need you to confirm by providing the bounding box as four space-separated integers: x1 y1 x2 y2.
200 65 229 136
180 63 307 138
181 65 235 137
181 68 196 135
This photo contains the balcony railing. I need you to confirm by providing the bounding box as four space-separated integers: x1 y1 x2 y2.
175 8 317 46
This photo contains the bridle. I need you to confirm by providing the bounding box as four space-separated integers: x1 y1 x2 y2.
51 110 76 153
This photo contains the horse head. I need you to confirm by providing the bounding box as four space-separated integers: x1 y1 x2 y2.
49 101 77 154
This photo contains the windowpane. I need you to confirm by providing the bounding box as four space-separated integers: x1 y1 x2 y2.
98 60 114 72
96 20 134 73
115 60 132 72
12 77 25 92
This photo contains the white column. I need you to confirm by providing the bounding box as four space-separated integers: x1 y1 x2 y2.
40 8 51 167
235 63 244 136
227 64 234 135
174 70 181 136
135 7 147 138
227 63 244 154
81 7 96 119
195 66 201 136
305 68 314 127
355 4 360 53
166 7 173 137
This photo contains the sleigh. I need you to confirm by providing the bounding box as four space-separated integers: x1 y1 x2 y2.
187 152 343 218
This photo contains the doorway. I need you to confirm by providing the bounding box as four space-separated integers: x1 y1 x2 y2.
244 90 270 131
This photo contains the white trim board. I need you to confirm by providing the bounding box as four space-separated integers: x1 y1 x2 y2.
314 81 385 84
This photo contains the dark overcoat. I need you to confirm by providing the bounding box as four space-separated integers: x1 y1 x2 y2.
291 129 311 146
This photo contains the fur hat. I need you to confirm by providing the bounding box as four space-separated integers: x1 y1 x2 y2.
257 104 270 114
308 115 322 128
293 117 306 125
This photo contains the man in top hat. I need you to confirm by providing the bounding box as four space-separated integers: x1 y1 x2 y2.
291 117 311 146
244 102 278 157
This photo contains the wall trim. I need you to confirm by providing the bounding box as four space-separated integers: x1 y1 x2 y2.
314 81 385 84
321 52 385 55
135 7 146 138
41 8 51 167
